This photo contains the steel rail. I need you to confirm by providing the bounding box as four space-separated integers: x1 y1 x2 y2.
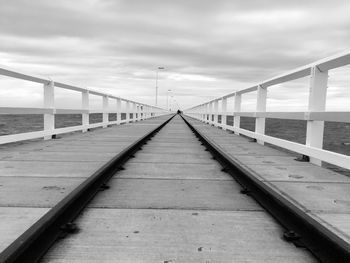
0 114 175 263
181 114 350 263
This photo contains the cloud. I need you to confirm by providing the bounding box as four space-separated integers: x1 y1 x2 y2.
0 0 349 109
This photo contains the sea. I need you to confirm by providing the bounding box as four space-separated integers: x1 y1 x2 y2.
0 114 349 176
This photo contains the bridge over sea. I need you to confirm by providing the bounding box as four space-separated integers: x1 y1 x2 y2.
0 52 350 263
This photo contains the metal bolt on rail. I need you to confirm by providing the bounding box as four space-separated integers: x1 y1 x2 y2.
283 230 301 242
99 184 110 191
59 222 79 239
295 155 310 162
240 188 251 195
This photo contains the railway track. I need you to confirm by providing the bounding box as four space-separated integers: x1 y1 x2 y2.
0 114 348 262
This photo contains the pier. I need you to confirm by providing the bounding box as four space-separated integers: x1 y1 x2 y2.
0 52 350 262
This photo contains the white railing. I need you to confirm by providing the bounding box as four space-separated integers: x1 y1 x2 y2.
184 51 350 170
0 67 168 145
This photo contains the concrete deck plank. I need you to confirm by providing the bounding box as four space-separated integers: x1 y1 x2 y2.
229 155 313 166
0 160 103 177
140 146 207 154
141 141 203 148
0 177 84 207
269 181 350 213
116 162 230 180
0 207 49 252
0 144 130 153
25 145 129 153
0 151 116 162
150 137 200 142
42 209 316 263
247 164 350 183
220 144 291 156
128 152 214 164
314 213 350 244
89 178 260 211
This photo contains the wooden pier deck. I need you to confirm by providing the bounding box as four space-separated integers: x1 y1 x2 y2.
0 114 349 262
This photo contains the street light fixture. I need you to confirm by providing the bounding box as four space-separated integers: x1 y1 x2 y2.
155 67 165 106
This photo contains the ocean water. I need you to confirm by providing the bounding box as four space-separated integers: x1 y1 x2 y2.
0 113 128 135
1 114 349 176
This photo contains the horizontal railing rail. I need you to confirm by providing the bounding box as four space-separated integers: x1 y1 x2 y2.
0 66 168 144
184 51 350 170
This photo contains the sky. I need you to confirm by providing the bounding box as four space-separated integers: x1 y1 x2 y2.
0 0 350 111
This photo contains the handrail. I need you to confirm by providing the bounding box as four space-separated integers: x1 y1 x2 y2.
184 51 350 170
0 66 168 144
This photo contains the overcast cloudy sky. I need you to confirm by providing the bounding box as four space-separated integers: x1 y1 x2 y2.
0 0 349 110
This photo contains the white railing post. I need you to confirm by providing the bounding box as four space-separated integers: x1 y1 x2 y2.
255 85 267 144
213 100 218 126
137 104 141 121
138 105 142 120
141 105 145 120
205 104 209 123
116 98 121 125
222 97 227 130
199 105 204 121
138 105 142 121
102 95 109 128
198 107 201 120
126 101 130 123
82 90 89 132
205 103 209 123
144 106 148 119
133 103 137 122
44 80 55 140
306 66 328 165
208 102 212 124
135 104 138 121
200 105 204 121
233 93 241 135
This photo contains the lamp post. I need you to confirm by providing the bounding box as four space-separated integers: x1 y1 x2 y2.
166 89 172 111
155 67 165 106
